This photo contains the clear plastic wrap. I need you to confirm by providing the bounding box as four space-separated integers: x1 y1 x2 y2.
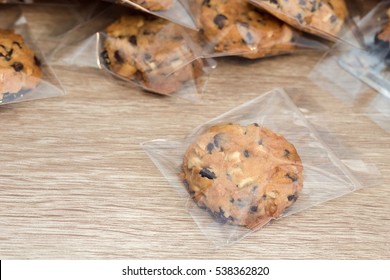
0 6 64 105
249 0 362 45
309 1 390 132
106 0 199 30
337 1 390 98
50 7 215 101
142 88 381 246
196 0 329 59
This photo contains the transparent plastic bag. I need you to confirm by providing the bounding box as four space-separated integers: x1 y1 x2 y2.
196 0 329 59
50 7 215 101
0 6 64 105
142 88 381 246
249 0 362 46
309 1 390 132
106 0 199 30
337 1 390 98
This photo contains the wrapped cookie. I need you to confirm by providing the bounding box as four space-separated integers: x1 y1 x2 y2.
249 0 359 43
99 14 209 97
0 6 63 105
197 0 328 59
105 0 199 30
310 1 390 108
142 88 370 245
50 7 214 101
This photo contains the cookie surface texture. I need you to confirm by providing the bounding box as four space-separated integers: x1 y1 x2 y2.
103 14 202 94
182 123 304 229
198 0 296 59
131 0 173 11
256 0 348 37
0 29 42 96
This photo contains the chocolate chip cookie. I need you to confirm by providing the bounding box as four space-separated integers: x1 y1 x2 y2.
102 14 203 95
0 29 42 97
251 0 348 39
198 0 297 59
182 123 304 229
130 0 174 11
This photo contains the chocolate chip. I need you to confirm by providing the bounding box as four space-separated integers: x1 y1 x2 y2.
172 35 183 41
114 50 124 64
206 143 214 154
252 185 258 192
12 41 22 49
213 14 228 30
34 55 41 66
213 133 223 148
288 194 298 202
258 139 263 145
250 205 258 212
286 173 298 182
244 32 254 45
202 0 211 7
310 2 318 12
5 48 13 61
296 13 304 24
144 53 152 60
244 150 250 158
253 123 259 127
212 207 234 224
12 62 24 72
284 149 290 158
199 168 216 179
329 15 337 23
129 35 137 46
101 50 110 65
230 198 235 203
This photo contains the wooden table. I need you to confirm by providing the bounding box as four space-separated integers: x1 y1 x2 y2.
0 3 389 259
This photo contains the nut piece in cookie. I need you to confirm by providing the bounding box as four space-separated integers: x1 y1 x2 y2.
252 0 348 39
198 0 297 59
102 14 203 95
130 0 174 11
182 123 304 229
0 29 43 97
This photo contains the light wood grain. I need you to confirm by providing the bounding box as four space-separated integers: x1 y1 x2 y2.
0 3 389 259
